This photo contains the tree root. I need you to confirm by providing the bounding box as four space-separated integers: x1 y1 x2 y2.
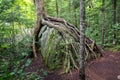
34 15 103 73
42 15 103 54
32 38 38 59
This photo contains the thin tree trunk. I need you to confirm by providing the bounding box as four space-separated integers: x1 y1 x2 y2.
113 0 117 24
73 8 77 26
74 9 77 27
69 0 73 23
33 0 44 58
71 1 75 26
113 0 117 44
69 0 71 13
79 0 85 80
55 0 58 17
102 0 105 46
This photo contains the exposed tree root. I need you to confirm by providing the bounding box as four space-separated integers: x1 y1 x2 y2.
32 38 38 59
42 15 103 54
33 14 104 73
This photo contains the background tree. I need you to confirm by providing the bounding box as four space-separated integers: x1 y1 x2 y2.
0 0 36 79
102 0 105 46
55 0 58 17
79 0 85 80
33 0 44 58
112 0 117 44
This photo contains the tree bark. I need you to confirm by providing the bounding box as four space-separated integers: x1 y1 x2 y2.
71 1 77 26
113 0 117 44
79 0 85 80
102 0 105 46
74 9 77 27
33 0 44 58
113 0 117 24
55 0 59 17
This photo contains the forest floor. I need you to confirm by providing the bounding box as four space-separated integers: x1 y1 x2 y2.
25 50 120 80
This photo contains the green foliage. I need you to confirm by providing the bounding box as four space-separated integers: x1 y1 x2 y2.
105 45 120 52
40 68 48 76
0 0 36 79
108 23 120 44
0 58 43 80
25 72 43 80
0 0 120 79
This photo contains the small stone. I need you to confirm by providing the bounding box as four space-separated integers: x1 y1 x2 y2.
117 75 120 79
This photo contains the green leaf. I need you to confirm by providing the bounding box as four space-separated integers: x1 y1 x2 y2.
25 59 31 67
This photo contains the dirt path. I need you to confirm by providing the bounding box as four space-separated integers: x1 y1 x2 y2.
25 51 120 80
86 51 120 80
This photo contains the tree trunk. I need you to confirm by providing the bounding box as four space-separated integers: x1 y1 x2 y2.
79 0 85 80
101 0 105 46
113 0 117 24
113 0 117 44
33 0 44 58
72 2 77 26
55 0 59 17
74 9 77 27
69 0 71 13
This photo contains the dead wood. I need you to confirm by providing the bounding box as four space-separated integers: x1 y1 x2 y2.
32 13 104 73
42 15 103 58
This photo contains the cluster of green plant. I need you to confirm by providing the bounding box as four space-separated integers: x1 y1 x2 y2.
0 58 45 80
0 0 39 79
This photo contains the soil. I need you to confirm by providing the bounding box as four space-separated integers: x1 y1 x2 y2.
25 51 120 80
